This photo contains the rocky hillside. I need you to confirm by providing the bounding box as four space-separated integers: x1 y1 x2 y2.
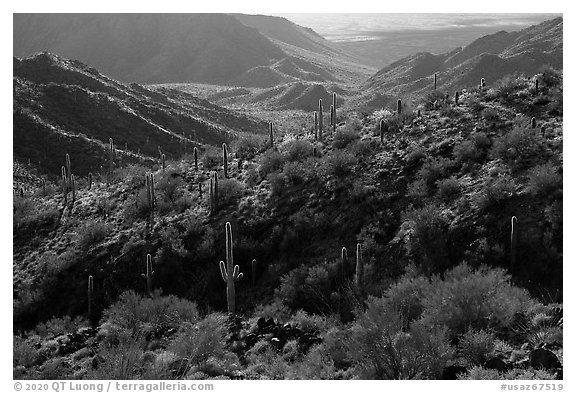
14 52 267 178
14 66 563 380
358 17 562 111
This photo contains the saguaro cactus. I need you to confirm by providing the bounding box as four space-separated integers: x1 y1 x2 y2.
355 243 363 291
269 122 274 148
61 166 68 204
198 181 203 198
417 109 421 117
510 216 518 273
88 172 93 190
379 119 388 144
145 173 155 212
71 174 76 204
454 91 460 106
434 72 437 90
397 99 402 115
209 177 214 212
251 259 257 288
535 78 539 95
87 275 94 319
222 143 229 178
194 147 199 171
480 78 486 89
318 99 324 140
109 138 115 176
161 153 166 172
332 92 337 122
219 222 243 314
330 105 334 126
65 153 71 186
341 247 347 281
142 254 154 296
531 117 537 129
314 112 318 140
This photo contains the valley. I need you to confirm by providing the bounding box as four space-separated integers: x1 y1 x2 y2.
12 14 563 382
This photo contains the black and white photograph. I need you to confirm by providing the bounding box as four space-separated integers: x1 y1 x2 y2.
11 4 565 385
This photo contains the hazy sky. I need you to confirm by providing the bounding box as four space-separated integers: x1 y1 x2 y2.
273 13 561 42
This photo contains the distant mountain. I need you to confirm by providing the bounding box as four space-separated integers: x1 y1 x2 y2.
13 14 286 85
13 13 373 88
13 52 266 177
361 17 562 109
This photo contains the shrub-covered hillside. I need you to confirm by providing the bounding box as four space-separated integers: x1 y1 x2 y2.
13 69 563 380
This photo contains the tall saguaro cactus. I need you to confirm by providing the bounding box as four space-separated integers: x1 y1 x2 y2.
341 247 347 281
397 99 402 115
88 172 93 190
531 117 537 129
510 216 518 273
332 92 337 124
314 112 318 140
194 147 199 171
251 259 257 288
142 254 154 296
219 222 243 314
355 243 363 292
161 153 166 172
380 119 388 144
65 153 71 187
269 122 274 148
318 99 324 140
454 91 460 106
222 143 229 178
87 275 94 320
108 138 115 178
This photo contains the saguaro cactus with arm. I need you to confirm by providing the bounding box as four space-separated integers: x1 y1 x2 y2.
219 222 243 314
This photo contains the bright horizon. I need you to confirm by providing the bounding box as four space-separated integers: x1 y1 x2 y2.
272 13 561 42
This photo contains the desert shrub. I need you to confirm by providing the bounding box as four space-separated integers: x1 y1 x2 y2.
201 147 221 170
471 174 516 211
168 313 230 374
458 366 501 380
13 199 59 237
471 132 491 149
350 139 378 157
526 163 562 196
420 263 536 338
268 172 286 196
490 128 545 170
423 90 448 110
274 262 342 315
348 299 453 379
333 128 360 149
282 139 313 162
381 271 431 327
234 135 263 160
436 176 461 202
13 335 40 369
87 329 147 379
405 147 427 167
466 96 485 115
114 164 148 188
217 178 245 205
96 197 116 218
245 168 259 188
418 157 452 189
458 328 496 365
123 188 153 223
401 204 451 273
76 220 109 250
322 151 357 178
539 66 562 89
33 315 88 339
100 291 199 339
453 140 482 164
406 179 429 200
282 161 307 185
156 170 183 203
491 75 527 103
259 150 285 176
481 107 501 123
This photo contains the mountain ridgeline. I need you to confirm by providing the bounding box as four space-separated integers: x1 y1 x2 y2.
358 17 563 110
14 52 266 177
